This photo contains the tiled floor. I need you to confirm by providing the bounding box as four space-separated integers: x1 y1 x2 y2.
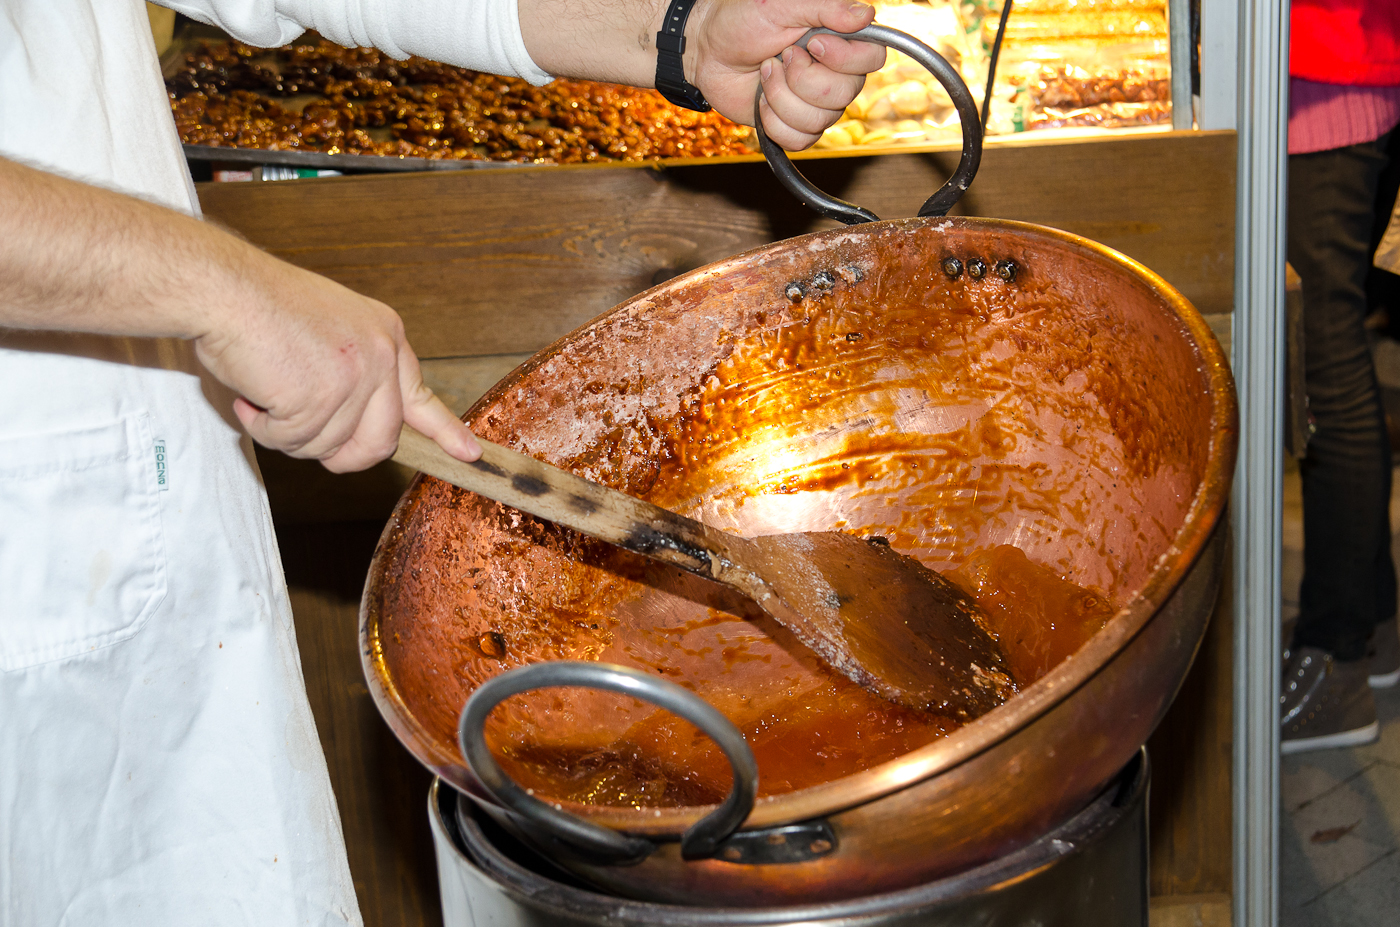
1279 461 1400 924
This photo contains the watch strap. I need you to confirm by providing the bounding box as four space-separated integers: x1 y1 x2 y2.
655 0 711 112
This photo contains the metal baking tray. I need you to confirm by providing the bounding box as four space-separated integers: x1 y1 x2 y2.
181 143 525 173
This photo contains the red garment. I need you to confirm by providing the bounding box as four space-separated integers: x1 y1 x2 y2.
1291 0 1400 86
1288 79 1400 153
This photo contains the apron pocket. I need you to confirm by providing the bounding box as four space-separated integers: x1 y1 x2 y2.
0 414 168 671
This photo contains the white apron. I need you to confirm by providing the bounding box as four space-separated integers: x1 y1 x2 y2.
0 0 541 923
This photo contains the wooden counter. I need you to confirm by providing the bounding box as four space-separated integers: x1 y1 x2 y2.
199 127 1237 925
201 129 1235 362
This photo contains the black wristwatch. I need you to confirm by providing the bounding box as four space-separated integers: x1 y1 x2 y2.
655 0 711 112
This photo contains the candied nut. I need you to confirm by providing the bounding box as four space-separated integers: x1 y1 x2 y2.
168 40 755 164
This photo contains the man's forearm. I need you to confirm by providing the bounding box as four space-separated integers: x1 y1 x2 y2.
517 0 669 88
0 156 247 340
0 155 480 470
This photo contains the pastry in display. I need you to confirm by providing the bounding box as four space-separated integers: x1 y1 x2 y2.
1011 63 1170 130
986 9 1167 43
982 0 1172 133
988 0 1165 11
817 0 1173 148
1033 67 1170 107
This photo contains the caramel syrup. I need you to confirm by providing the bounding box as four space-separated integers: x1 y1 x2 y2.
489 545 1111 809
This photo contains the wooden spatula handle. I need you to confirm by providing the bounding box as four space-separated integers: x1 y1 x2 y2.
392 425 745 580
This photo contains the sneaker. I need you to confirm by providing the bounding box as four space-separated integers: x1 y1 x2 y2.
1368 619 1400 688
1280 646 1379 754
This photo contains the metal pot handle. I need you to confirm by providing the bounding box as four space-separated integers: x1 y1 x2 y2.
458 661 759 863
754 24 983 225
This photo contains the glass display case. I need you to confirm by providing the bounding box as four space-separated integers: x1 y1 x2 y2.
164 0 1187 172
817 0 1173 151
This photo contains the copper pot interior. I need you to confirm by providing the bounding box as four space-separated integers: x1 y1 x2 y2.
366 219 1216 817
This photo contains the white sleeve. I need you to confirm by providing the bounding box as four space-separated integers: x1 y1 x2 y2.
155 0 554 85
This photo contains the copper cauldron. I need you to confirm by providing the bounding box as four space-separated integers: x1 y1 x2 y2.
360 24 1236 907
362 215 1237 904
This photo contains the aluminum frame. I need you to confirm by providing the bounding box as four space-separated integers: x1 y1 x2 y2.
1230 2 1288 926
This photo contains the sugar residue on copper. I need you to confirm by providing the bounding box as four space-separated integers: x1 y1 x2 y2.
647 243 1198 598
947 545 1116 685
367 220 1218 813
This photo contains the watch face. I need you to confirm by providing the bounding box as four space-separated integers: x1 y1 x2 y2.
658 79 711 113
676 89 712 112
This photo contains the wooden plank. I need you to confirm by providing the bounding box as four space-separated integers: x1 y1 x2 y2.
280 521 442 927
198 130 1236 360
202 164 772 358
1146 544 1235 897
1150 893 1232 927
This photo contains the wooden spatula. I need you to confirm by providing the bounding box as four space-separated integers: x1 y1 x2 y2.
393 426 1016 718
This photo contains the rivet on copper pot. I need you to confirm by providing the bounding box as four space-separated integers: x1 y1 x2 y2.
995 259 1018 283
765 832 788 846
811 270 836 293
967 258 987 280
941 257 962 278
810 838 834 854
837 264 866 284
784 282 805 302
721 846 743 862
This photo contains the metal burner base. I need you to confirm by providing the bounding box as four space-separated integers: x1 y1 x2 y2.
428 749 1149 926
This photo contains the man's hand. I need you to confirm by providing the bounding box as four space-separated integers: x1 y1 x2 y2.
0 155 479 473
519 0 884 151
691 0 887 150
193 257 480 473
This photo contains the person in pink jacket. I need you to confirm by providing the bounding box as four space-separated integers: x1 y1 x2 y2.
1281 0 1400 753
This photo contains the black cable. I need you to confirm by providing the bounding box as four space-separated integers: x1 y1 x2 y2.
981 0 1014 131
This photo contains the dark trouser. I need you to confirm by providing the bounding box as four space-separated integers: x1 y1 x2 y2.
1288 132 1398 662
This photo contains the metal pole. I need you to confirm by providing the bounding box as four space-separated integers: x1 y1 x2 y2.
1232 1 1287 925
1169 0 1194 130
1198 0 1240 130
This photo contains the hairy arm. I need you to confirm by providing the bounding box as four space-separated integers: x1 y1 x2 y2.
0 156 479 472
518 0 886 149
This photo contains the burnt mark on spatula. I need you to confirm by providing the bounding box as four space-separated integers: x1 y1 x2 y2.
510 473 549 497
625 524 710 573
468 459 508 479
564 493 599 515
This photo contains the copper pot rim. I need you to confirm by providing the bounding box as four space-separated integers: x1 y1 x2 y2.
360 215 1240 835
